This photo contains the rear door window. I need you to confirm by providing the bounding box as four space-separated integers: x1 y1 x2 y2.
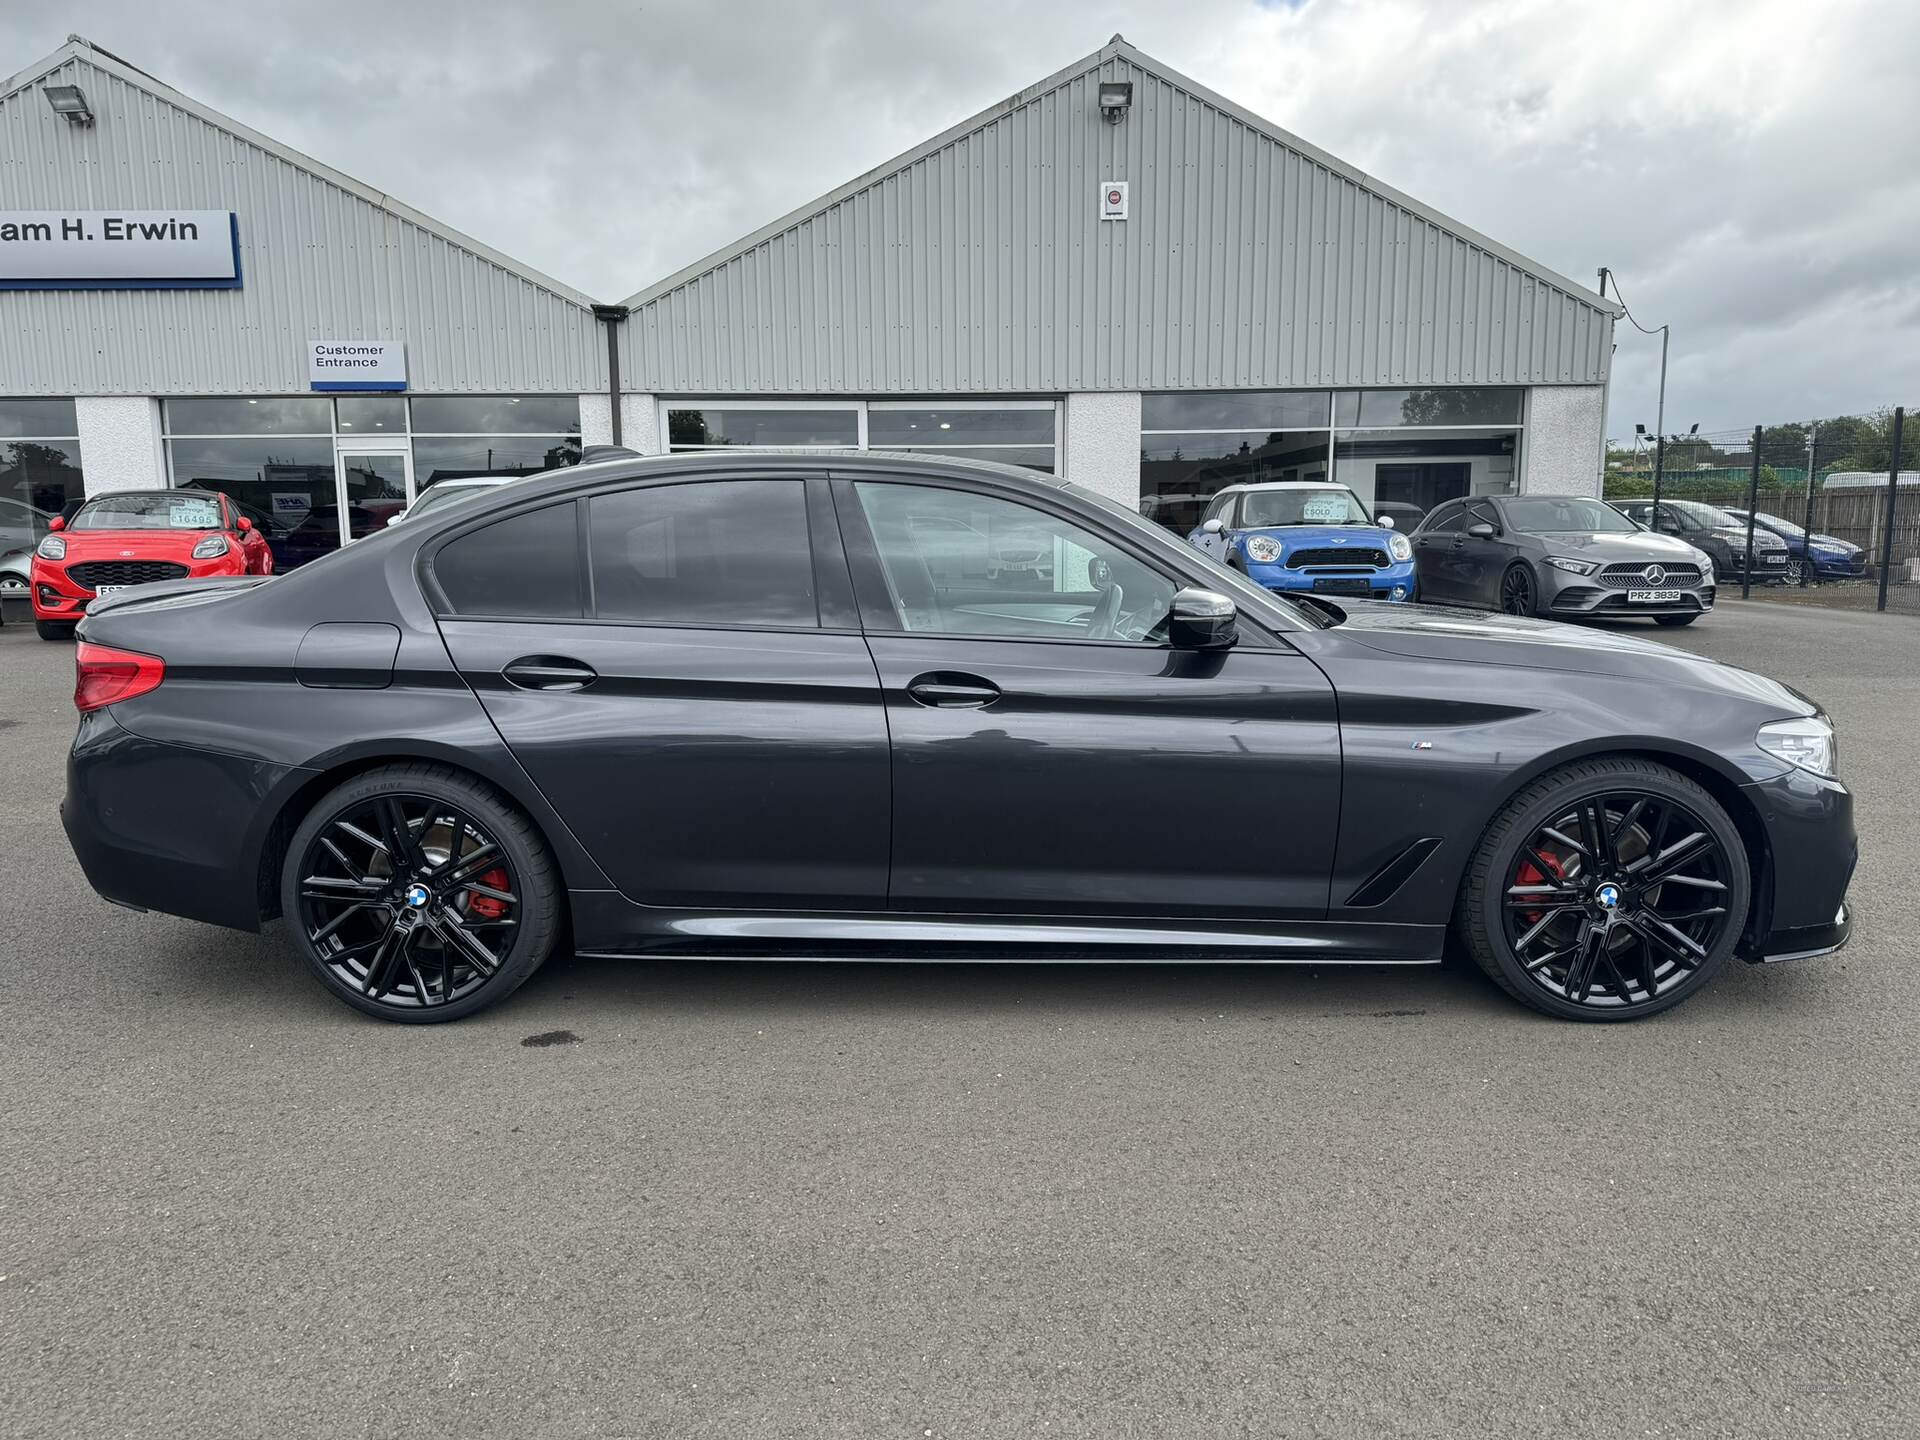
588 479 817 628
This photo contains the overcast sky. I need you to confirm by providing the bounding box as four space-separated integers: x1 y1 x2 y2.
8 0 1918 438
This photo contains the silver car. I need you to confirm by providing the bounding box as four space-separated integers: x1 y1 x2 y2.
1410 494 1716 626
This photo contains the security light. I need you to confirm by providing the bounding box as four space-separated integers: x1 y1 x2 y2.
1635 423 1646 436
1099 81 1133 123
43 84 93 125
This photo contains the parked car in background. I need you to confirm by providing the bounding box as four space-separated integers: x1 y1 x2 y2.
31 489 272 640
60 451 1853 1027
1187 480 1417 602
1410 495 1716 626
1 494 56 603
1720 507 1868 585
1610 499 1790 584
387 475 518 527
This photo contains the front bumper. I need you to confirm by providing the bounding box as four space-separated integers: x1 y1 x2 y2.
1247 559 1418 602
1544 574 1716 618
1737 768 1856 964
31 553 246 621
1810 550 1869 579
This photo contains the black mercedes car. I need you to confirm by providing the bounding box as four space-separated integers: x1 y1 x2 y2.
61 451 1855 1025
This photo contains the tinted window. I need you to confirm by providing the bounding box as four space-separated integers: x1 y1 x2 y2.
589 480 815 628
1419 503 1464 534
854 482 1176 644
666 408 857 448
1143 391 1330 431
0 398 79 437
410 396 581 434
1333 388 1523 427
1502 497 1639 534
164 398 333 435
435 501 582 617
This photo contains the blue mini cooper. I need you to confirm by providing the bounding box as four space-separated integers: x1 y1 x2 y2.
1187 481 1418 601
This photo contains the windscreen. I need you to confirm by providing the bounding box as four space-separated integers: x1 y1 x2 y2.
1671 500 1741 529
71 493 221 531
1502 497 1640 534
1753 512 1805 537
1239 487 1370 527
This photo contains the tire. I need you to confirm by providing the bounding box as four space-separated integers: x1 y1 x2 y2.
1653 614 1698 627
1498 563 1537 617
35 620 76 641
280 762 564 1023
1454 757 1751 1022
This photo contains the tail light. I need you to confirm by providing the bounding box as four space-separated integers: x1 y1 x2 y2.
74 641 165 713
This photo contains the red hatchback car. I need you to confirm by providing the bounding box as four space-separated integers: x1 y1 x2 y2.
31 489 273 640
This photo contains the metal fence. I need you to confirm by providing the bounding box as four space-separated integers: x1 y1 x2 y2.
1603 409 1916 614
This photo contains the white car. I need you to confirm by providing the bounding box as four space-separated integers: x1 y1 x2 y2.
386 476 516 526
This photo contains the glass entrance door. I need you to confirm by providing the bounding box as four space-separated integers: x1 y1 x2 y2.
333 443 414 548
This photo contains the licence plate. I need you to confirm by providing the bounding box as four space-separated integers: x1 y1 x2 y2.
1763 554 1786 565
1627 589 1683 604
93 585 126 596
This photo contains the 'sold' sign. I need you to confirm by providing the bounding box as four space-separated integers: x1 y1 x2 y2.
0 210 241 288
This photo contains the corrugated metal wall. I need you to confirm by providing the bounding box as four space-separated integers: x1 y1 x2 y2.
0 54 604 396
623 54 1612 395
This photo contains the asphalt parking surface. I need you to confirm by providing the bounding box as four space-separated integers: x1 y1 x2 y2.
2 599 1916 1438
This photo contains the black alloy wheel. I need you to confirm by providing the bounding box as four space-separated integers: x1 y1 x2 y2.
282 764 560 1022
1499 564 1536 616
1458 758 1750 1021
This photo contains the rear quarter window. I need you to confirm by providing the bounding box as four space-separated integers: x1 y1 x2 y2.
433 500 582 618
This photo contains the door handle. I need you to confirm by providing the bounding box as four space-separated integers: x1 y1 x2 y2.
905 671 1001 708
502 656 598 692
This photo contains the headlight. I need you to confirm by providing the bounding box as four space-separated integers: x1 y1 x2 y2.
1757 717 1838 779
1243 535 1282 564
191 535 230 559
1387 533 1413 563
37 534 66 560
1544 556 1598 576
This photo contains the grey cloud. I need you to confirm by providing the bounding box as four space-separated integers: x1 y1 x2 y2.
7 0 1917 432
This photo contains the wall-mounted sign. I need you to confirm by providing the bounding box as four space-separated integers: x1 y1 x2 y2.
0 210 241 289
1100 181 1129 221
308 341 407 393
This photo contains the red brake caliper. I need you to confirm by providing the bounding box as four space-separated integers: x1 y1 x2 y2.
465 866 510 920
1515 848 1567 925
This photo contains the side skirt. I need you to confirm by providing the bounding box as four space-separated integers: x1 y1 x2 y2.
567 891 1446 964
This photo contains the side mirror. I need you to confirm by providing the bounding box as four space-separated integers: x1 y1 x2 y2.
236 515 253 532
1169 587 1237 650
1200 518 1225 535
1376 515 1396 529
386 515 404 527
1466 521 1496 539
48 516 65 532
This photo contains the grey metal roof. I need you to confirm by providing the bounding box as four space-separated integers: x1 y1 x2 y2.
0 36 606 396
619 37 1618 396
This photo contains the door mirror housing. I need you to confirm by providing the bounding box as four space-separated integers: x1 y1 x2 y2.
1200 517 1225 536
236 515 253 532
47 515 65 532
1465 521 1497 540
1376 514 1396 529
1168 587 1238 650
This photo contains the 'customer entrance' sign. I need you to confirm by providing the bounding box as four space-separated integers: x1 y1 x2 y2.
0 210 241 288
308 341 408 392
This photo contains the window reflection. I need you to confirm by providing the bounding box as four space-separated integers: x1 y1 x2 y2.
1139 431 1330 533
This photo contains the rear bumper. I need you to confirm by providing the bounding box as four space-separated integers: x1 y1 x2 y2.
62 708 299 932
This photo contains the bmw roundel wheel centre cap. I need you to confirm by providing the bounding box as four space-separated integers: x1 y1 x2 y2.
404 883 430 908
1595 883 1621 910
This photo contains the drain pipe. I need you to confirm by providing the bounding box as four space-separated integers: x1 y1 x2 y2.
591 304 629 446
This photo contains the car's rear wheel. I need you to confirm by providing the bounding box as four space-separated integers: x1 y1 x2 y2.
1784 557 1810 587
35 620 75 641
281 763 563 1023
1455 757 1750 1021
1653 614 1698 627
1498 563 1536 616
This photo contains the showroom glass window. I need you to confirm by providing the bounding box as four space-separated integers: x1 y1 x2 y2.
162 396 581 568
664 400 1059 474
1140 391 1332 534
1 401 85 567
1139 387 1523 533
852 481 1174 642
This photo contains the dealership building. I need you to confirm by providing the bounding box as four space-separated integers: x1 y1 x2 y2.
2 33 1617 569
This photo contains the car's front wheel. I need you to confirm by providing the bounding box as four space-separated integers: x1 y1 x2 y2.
281 763 563 1023
1455 757 1750 1021
1784 557 1810 587
1498 563 1537 616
